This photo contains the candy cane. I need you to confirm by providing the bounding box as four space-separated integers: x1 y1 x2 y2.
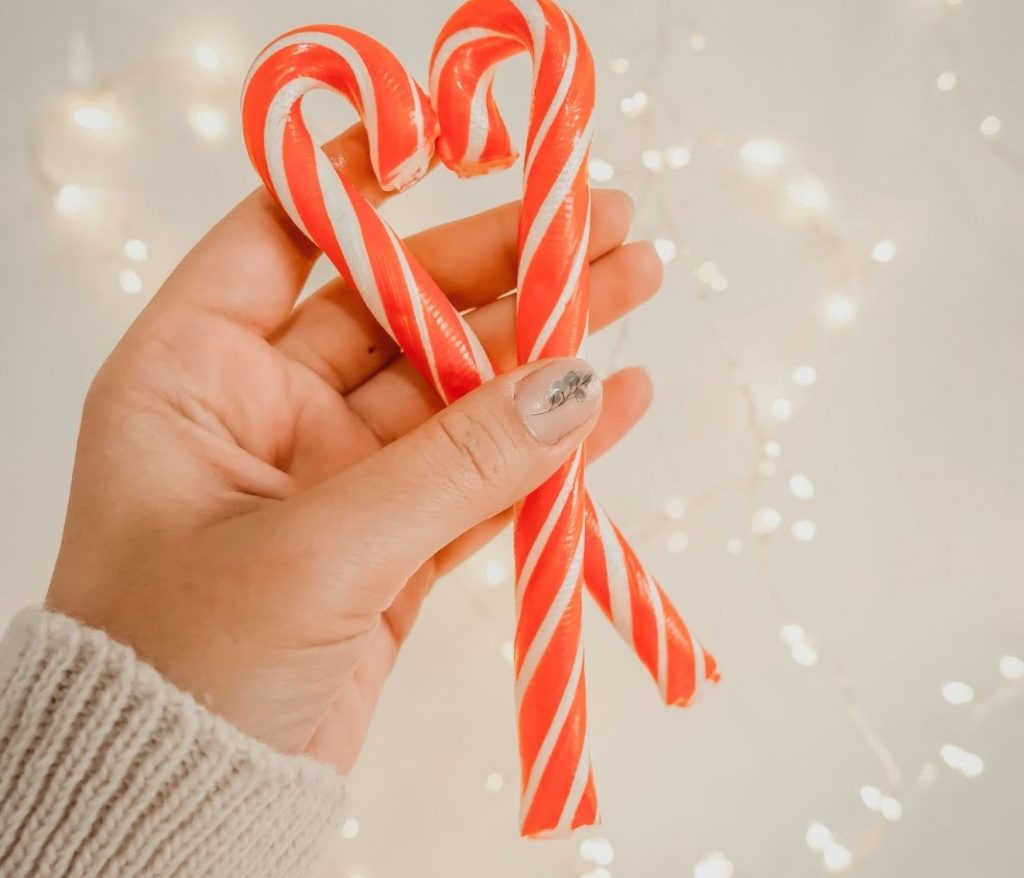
430 0 718 834
242 15 717 838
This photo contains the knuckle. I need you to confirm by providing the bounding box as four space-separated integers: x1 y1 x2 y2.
433 407 517 489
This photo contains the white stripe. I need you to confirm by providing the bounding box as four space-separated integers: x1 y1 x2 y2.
384 226 444 399
249 30 382 181
519 630 585 823
527 196 591 361
517 114 594 301
515 533 584 705
512 0 547 75
429 27 505 100
263 77 320 240
515 449 582 611
595 503 633 642
644 572 669 696
523 8 577 177
464 67 497 165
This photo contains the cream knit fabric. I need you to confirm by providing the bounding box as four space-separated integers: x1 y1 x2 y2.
0 609 348 877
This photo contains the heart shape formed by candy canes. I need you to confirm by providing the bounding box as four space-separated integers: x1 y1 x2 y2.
241 6 717 838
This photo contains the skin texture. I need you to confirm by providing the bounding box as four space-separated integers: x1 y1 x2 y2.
46 124 664 773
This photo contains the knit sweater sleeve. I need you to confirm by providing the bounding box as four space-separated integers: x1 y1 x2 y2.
0 608 348 878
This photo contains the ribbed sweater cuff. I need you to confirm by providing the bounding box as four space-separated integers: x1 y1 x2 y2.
0 608 347 878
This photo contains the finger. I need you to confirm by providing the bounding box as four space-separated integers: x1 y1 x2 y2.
347 240 663 442
270 188 635 391
280 357 603 617
149 124 390 334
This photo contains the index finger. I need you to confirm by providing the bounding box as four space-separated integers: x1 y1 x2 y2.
149 124 396 334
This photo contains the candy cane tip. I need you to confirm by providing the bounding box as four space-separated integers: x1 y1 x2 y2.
378 141 437 192
439 146 519 179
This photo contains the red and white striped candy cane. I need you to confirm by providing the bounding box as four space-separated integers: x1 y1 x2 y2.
241 25 492 405
431 0 718 834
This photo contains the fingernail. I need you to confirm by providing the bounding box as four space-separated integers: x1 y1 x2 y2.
515 358 603 444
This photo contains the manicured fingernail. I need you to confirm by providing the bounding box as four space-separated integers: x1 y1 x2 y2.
515 358 603 444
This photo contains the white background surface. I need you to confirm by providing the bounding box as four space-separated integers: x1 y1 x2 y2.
1 0 1022 876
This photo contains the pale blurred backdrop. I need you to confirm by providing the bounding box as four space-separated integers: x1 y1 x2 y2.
1 0 1022 875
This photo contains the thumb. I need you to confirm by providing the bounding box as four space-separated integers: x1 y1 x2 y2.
292 357 602 609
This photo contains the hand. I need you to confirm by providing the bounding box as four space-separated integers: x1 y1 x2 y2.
46 125 663 772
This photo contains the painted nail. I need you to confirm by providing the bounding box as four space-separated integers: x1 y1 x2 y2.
515 358 603 444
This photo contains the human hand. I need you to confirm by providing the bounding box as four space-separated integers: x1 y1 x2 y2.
46 125 663 773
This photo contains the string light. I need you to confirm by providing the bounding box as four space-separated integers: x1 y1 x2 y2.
71 104 113 133
823 843 853 872
118 268 143 295
941 681 974 705
123 239 149 263
653 238 678 264
823 294 857 326
870 239 897 263
579 838 615 866
980 115 1002 137
740 139 783 171
790 519 817 541
693 852 733 878
999 654 1024 680
664 145 692 169
689 33 707 52
588 158 615 182
725 537 744 556
936 71 957 91
860 785 883 810
620 91 649 117
54 184 88 217
880 797 903 821
788 474 814 500
485 773 504 793
641 148 665 172
666 531 690 553
751 506 781 536
484 560 507 587
188 104 227 141
341 817 360 839
610 57 630 74
792 365 817 386
940 744 984 778
500 640 514 666
193 44 221 71
770 398 793 421
805 822 833 852
663 495 688 520
764 441 782 458
786 175 829 211
694 261 728 291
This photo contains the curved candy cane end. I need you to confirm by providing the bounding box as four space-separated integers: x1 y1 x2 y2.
378 138 436 192
440 148 519 179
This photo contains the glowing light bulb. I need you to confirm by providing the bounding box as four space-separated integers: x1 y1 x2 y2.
485 773 504 793
665 145 692 168
860 785 883 810
790 519 817 541
694 261 727 289
791 641 819 666
341 817 359 839
189 104 227 141
771 398 793 421
118 269 143 295
786 176 828 211
72 104 113 132
871 239 897 263
805 823 833 852
55 185 89 217
666 532 690 554
823 843 852 873
484 560 507 587
610 57 630 74
780 624 805 646
664 496 687 520
823 294 857 326
620 91 649 117
937 71 957 91
693 852 733 878
980 116 1002 137
580 838 615 866
764 441 782 458
123 239 149 263
788 474 814 500
792 365 817 386
752 506 781 536
740 139 782 170
689 32 707 52
654 238 678 264
999 654 1024 679
193 44 221 71
941 744 984 777
881 796 903 821
641 148 665 172
588 158 615 182
941 681 974 705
